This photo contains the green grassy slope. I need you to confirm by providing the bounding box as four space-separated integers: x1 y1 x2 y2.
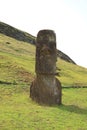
0 33 87 87
0 86 87 130
0 21 76 64
0 33 87 130
0 34 35 85
57 59 87 87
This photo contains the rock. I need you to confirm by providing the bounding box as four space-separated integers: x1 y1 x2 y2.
30 30 62 105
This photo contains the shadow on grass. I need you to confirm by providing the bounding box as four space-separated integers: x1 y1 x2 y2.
0 80 17 85
58 104 87 115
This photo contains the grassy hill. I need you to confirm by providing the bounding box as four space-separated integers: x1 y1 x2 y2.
0 21 76 64
0 33 87 87
0 33 87 130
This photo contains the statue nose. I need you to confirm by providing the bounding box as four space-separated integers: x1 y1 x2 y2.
41 45 51 55
42 44 50 51
42 44 47 50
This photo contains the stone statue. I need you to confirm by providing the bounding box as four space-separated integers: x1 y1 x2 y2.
30 30 62 105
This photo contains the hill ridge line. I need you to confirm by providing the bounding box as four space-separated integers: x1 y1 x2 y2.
0 21 76 64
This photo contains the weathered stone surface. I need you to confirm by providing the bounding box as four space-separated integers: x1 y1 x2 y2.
30 30 62 105
30 74 61 105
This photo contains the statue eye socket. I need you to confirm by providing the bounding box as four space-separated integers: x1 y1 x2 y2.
49 42 56 49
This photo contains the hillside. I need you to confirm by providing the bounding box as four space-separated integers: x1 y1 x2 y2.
0 33 87 87
0 21 35 44
0 29 87 130
0 21 76 64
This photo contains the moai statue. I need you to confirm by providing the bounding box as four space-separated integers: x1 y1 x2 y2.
30 30 62 105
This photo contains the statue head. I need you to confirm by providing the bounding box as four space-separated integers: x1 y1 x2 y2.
36 30 57 74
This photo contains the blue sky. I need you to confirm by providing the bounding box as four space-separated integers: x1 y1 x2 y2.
0 0 87 68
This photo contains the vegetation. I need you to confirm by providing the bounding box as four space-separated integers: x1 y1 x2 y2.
0 33 87 130
57 59 87 87
0 33 87 87
0 86 87 130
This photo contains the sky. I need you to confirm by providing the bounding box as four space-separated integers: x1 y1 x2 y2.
0 0 87 68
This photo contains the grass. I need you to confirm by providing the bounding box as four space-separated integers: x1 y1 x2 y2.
0 33 87 130
0 85 87 130
57 59 87 87
0 33 87 87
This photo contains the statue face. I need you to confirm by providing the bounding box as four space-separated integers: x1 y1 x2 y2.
36 30 57 74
